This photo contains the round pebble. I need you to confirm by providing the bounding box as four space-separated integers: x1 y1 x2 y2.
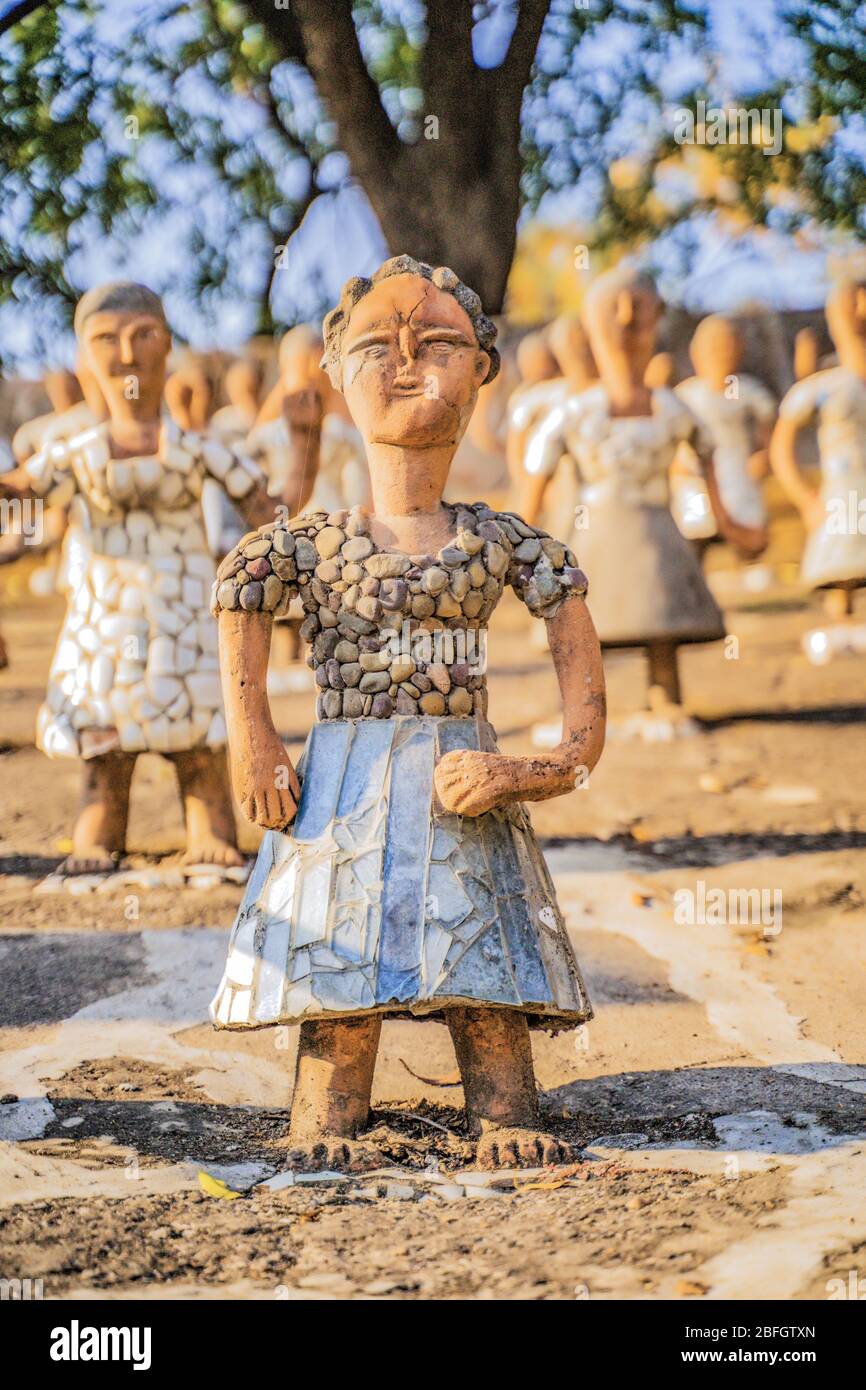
262 574 283 610
359 671 390 693
315 525 346 559
342 536 373 562
238 581 263 610
271 530 295 557
419 691 446 716
422 566 449 595
294 537 317 570
271 555 297 581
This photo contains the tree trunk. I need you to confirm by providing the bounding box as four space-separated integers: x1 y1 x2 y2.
247 0 551 313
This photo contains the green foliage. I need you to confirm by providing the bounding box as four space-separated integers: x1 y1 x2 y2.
0 0 864 369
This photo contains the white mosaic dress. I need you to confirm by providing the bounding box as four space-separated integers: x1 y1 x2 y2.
525 385 724 647
27 417 263 758
778 368 866 589
209 502 592 1032
673 375 775 537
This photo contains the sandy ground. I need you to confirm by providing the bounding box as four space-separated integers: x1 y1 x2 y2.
1 535 866 1301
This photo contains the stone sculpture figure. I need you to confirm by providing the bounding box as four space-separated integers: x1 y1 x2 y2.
525 267 724 719
771 277 866 656
673 315 775 557
210 256 606 1170
1 282 274 874
250 325 370 517
211 357 264 444
164 358 214 433
510 315 598 525
504 328 561 491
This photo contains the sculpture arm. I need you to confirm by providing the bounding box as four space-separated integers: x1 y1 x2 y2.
770 415 822 528
433 596 605 817
218 609 301 829
516 403 569 525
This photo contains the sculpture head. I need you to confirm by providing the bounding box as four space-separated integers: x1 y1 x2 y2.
582 266 662 385
644 351 675 390
793 326 820 382
74 281 171 417
516 329 559 386
826 277 866 361
322 256 498 450
690 314 743 382
548 313 597 391
224 357 263 414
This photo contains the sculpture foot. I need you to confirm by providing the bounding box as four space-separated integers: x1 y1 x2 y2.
182 836 244 868
57 850 120 876
275 1135 386 1173
475 1126 575 1170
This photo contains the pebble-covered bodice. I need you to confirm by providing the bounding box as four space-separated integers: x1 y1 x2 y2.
212 502 587 721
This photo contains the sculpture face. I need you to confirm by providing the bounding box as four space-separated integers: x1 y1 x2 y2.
340 273 489 448
549 315 597 390
584 280 661 382
516 330 558 385
691 318 742 380
827 281 866 352
79 310 171 413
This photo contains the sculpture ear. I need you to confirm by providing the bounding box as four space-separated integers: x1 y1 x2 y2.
855 286 866 323
615 290 634 327
474 349 491 384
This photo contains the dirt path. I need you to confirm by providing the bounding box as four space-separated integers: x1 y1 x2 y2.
1 576 865 1300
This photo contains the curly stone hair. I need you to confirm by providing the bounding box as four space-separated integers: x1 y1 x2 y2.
321 254 500 389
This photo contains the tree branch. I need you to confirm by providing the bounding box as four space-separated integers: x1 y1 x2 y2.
498 0 551 110
288 0 401 185
242 0 307 65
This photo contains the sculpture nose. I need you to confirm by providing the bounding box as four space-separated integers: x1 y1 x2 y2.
395 324 420 377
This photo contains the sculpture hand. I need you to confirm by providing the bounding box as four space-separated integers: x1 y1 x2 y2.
281 386 323 432
235 728 301 831
434 750 577 818
802 490 827 532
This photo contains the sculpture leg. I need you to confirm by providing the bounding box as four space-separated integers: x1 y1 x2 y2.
281 1015 385 1172
448 1006 574 1169
63 750 137 874
647 639 682 708
171 747 243 867
824 586 853 620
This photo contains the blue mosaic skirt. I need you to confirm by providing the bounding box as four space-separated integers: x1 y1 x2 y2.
210 716 591 1032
